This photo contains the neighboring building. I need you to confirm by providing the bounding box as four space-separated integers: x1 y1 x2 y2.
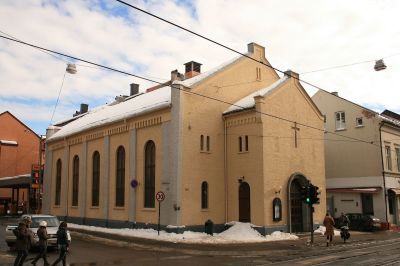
43 43 326 234
312 90 400 225
0 111 43 214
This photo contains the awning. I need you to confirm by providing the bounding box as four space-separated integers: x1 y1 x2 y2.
389 188 400 195
0 174 31 188
327 187 381 194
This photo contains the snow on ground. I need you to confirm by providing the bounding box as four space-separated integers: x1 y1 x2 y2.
314 225 341 236
69 221 298 244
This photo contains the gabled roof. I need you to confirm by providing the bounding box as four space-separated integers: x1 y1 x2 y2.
48 86 171 142
223 76 290 115
0 111 40 139
313 90 400 128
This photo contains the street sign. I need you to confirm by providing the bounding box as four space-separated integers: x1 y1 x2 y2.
156 191 165 202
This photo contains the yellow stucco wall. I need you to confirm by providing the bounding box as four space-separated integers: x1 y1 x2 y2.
179 44 279 225
259 78 326 225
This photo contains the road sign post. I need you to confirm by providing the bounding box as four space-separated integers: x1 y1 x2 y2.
156 191 165 236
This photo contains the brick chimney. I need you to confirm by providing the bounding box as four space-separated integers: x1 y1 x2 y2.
184 61 202 79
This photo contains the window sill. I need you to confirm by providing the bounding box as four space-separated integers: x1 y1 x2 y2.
53 205 61 209
201 209 209 212
200 151 211 154
90 206 100 209
238 151 249 154
142 208 156 212
355 125 364 128
71 206 78 209
335 128 346 132
113 206 125 210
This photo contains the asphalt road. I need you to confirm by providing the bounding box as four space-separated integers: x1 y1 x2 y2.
1 222 400 265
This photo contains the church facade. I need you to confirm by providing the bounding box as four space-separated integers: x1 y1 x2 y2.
43 43 326 234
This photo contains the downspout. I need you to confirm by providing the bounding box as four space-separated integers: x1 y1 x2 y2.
223 116 228 223
379 122 389 224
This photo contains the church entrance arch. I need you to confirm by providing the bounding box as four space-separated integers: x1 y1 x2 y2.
287 173 311 233
239 182 251 222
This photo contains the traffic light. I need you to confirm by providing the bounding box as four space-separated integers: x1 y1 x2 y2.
301 185 311 204
309 184 321 204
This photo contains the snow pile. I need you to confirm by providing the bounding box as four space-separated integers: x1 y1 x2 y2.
69 222 298 244
314 225 340 236
218 222 264 241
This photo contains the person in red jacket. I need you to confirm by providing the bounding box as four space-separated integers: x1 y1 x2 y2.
323 212 335 247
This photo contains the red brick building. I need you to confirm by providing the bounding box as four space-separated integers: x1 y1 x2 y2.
0 111 42 214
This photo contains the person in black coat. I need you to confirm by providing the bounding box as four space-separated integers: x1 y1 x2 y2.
13 221 31 266
31 220 50 266
51 222 69 266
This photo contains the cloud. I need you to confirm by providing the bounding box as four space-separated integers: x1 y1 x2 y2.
0 0 399 134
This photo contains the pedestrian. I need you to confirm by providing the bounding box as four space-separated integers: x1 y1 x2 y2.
51 222 69 266
323 212 335 247
13 220 31 266
339 212 350 227
31 221 50 266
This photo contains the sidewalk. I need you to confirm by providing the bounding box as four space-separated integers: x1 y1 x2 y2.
69 226 397 255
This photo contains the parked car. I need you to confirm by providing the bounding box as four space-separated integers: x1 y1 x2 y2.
5 214 71 249
346 213 381 231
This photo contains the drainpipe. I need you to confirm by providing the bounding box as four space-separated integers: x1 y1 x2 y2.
223 116 228 223
379 122 389 225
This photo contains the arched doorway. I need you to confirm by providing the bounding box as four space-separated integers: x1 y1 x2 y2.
287 174 310 233
239 182 251 222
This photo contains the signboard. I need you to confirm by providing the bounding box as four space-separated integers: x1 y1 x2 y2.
156 191 165 236
156 191 165 202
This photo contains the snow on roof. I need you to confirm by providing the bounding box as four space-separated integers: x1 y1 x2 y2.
0 140 18 145
0 174 30 181
378 114 400 127
173 54 245 88
223 76 289 115
69 221 298 244
48 86 171 142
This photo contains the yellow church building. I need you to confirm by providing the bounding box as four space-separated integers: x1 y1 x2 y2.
42 42 326 234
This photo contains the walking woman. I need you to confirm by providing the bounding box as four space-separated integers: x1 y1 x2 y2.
51 222 69 266
13 221 31 266
31 221 50 265
323 212 335 247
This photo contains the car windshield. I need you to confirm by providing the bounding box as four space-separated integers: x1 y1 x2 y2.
31 217 60 228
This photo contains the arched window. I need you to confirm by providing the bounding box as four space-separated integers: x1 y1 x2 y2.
72 155 79 206
116 146 125 207
92 151 100 207
206 136 210 151
239 136 242 152
55 159 62 206
201 181 208 209
144 141 156 208
200 135 204 151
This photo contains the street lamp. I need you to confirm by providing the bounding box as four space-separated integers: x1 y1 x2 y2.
374 59 387 71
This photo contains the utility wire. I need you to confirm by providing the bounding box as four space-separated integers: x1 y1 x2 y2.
0 34 390 149
114 0 328 93
49 69 67 125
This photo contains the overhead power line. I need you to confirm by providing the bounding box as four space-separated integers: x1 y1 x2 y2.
114 0 329 93
0 34 386 149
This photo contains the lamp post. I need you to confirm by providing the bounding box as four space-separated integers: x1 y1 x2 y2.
37 135 45 214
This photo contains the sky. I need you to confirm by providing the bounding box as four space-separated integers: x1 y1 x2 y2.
0 0 399 135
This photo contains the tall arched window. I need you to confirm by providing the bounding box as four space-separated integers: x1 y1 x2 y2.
144 141 156 208
55 159 62 206
116 146 125 207
200 135 204 151
201 181 208 209
72 155 79 206
92 151 100 207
